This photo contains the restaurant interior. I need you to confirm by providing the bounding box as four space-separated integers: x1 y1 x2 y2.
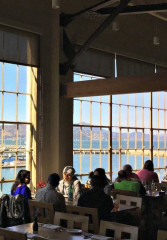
1 0 167 240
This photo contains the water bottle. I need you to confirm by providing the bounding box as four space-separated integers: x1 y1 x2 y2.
68 184 73 202
151 180 155 191
151 180 156 196
33 216 38 234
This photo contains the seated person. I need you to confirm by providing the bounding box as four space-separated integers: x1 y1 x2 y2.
11 170 32 200
123 164 140 181
77 175 113 221
57 166 82 198
86 168 110 188
162 171 167 182
93 168 111 184
36 173 66 212
105 170 141 196
136 160 159 183
85 171 94 188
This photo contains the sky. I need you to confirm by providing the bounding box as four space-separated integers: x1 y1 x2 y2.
73 73 167 130
0 63 166 130
0 62 28 122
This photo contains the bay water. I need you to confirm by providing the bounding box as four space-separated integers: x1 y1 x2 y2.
1 140 166 195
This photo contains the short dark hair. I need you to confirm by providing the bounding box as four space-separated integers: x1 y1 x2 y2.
88 171 94 179
48 173 60 187
118 170 128 179
143 160 154 171
123 164 132 172
90 175 108 188
94 168 106 177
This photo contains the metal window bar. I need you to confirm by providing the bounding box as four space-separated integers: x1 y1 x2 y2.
73 73 167 182
0 62 33 196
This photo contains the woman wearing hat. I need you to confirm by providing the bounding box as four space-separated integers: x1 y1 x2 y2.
57 166 82 199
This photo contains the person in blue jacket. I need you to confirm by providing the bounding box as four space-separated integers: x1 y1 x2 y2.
11 169 32 200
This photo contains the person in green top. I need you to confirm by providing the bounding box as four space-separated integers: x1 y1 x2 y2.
114 170 140 196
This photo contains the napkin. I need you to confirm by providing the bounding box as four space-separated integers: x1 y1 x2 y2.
42 224 61 230
91 235 113 240
27 233 47 239
27 233 38 239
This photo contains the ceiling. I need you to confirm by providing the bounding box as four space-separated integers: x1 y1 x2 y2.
60 0 167 68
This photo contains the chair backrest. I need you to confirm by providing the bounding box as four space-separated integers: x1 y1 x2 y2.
29 200 54 224
111 189 137 199
66 205 99 233
54 211 89 232
0 228 27 240
157 230 167 240
99 220 138 240
116 194 142 208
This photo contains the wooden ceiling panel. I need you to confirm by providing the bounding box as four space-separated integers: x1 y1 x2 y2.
64 4 167 67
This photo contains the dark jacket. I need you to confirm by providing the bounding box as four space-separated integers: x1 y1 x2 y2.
0 194 30 227
77 187 113 221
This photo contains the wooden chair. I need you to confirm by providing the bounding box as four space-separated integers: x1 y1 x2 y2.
29 200 54 224
116 194 142 208
66 205 99 233
111 189 137 199
0 228 27 240
99 220 138 240
54 211 89 232
116 194 142 226
157 230 167 240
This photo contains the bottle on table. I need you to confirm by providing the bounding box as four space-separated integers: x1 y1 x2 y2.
33 216 38 234
151 180 155 191
68 184 73 202
151 180 156 196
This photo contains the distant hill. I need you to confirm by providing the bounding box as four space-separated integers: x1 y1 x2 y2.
2 124 165 142
0 125 26 139
73 125 165 141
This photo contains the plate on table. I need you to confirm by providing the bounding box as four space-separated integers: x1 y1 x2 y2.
66 229 82 234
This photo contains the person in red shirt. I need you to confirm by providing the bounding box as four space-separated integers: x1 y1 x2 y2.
136 160 159 183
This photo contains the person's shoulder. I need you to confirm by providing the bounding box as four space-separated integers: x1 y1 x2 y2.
18 184 25 188
73 179 81 185
132 173 140 178
153 171 159 180
20 184 28 191
59 179 64 184
136 169 142 174
153 171 158 176
55 191 64 198
25 185 31 190
36 187 45 194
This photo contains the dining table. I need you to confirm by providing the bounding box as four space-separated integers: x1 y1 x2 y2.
110 203 139 227
141 191 167 240
7 223 95 240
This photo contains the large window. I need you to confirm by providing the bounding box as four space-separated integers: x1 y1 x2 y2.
73 73 167 182
0 62 37 196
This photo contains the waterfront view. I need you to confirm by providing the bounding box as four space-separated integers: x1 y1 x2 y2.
73 140 167 183
0 62 35 196
1 67 167 196
73 73 167 183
